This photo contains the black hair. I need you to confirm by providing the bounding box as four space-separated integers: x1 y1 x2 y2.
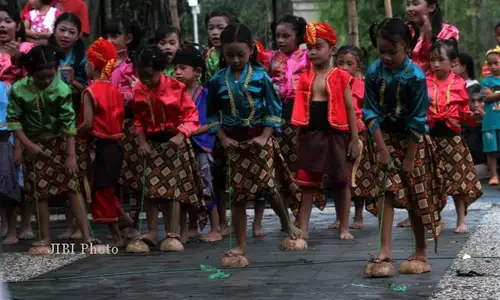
48 13 85 67
219 23 259 69
0 2 26 41
369 18 420 54
19 44 65 75
496 21 500 31
204 10 238 28
134 44 168 72
336 45 363 67
422 0 443 41
103 17 142 57
468 83 481 95
153 25 182 45
41 0 54 5
172 41 206 84
271 14 307 47
429 38 459 62
457 52 476 80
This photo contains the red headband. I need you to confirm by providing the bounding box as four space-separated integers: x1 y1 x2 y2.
87 37 118 79
305 22 337 46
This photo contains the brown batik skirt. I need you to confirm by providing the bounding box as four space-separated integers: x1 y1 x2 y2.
123 136 207 229
217 127 302 215
365 132 445 238
352 132 377 199
120 119 142 193
23 136 80 202
275 122 298 175
433 135 482 213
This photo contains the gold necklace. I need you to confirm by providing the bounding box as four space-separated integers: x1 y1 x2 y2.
224 64 254 125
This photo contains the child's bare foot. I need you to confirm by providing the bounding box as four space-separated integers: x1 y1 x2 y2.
186 230 201 238
455 222 468 234
252 224 268 237
70 229 82 240
200 230 222 243
226 247 246 256
339 229 354 240
32 239 51 246
140 232 157 243
57 229 73 239
124 227 140 239
328 221 340 229
397 218 411 227
349 218 364 229
2 235 19 245
19 230 36 240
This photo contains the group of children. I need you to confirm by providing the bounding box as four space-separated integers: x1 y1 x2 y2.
0 0 499 276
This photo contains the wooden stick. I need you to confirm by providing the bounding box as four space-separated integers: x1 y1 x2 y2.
347 0 359 47
168 0 180 28
384 0 393 17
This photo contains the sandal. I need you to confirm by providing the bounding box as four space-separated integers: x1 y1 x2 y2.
363 255 394 277
399 255 431 274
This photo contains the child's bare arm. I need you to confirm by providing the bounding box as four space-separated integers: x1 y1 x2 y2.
344 85 359 140
77 91 94 136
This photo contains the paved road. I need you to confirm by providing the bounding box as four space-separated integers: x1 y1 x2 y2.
1 182 498 300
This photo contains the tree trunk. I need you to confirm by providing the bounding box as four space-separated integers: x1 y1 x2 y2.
384 0 392 17
346 0 359 47
104 0 112 21
169 0 180 28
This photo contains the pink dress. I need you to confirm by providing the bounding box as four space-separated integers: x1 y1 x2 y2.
412 23 459 74
0 42 35 85
24 7 61 33
267 48 310 104
110 58 134 105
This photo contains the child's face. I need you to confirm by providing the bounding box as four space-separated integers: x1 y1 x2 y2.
471 93 484 111
157 33 180 64
336 53 359 77
222 42 252 72
106 31 131 54
0 11 18 43
28 0 42 9
174 64 199 86
430 47 452 79
487 53 500 76
275 23 298 55
207 16 228 48
54 20 80 50
406 0 435 25
452 62 466 78
137 66 161 88
377 38 406 71
307 38 335 68
33 67 56 90
496 26 500 45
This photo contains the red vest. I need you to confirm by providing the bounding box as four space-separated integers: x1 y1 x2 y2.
291 68 353 130
84 81 125 140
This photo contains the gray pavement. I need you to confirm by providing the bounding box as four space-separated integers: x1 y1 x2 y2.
1 183 499 300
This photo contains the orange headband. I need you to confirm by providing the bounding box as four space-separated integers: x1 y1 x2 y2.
304 22 337 46
87 37 118 79
254 40 268 65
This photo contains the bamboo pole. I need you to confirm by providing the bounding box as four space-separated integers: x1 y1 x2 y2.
384 0 393 17
347 0 359 47
168 0 180 28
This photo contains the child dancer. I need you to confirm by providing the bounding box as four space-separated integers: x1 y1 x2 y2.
128 45 206 251
292 23 360 240
481 46 500 185
335 45 375 230
48 12 87 239
362 18 444 277
426 39 482 234
207 23 302 267
154 26 181 77
7 44 93 250
0 82 21 245
78 38 126 247
172 43 221 242
23 0 61 44
406 0 459 74
0 2 35 242
204 11 237 81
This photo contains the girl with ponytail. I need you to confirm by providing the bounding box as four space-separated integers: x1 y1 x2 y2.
363 18 444 277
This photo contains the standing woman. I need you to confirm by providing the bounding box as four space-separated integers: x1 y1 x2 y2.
407 0 459 74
